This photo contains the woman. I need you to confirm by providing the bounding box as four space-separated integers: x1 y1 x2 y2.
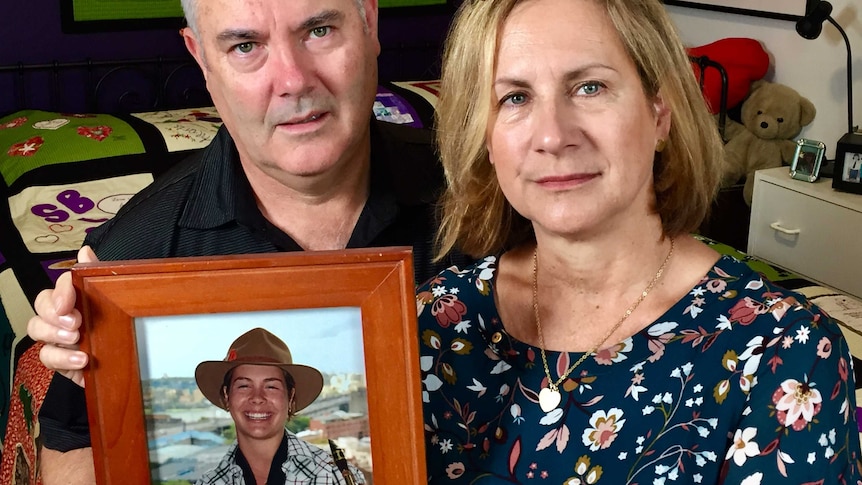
417 0 861 483
195 327 364 484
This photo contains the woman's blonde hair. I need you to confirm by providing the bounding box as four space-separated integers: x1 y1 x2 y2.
435 0 724 258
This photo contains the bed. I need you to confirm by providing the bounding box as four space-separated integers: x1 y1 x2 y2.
0 54 445 484
0 54 859 485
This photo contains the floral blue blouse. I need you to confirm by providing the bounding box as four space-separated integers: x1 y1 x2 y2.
417 255 861 484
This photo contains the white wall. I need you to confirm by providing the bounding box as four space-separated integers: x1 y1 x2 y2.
667 1 861 159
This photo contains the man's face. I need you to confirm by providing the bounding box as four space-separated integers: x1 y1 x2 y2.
183 0 380 187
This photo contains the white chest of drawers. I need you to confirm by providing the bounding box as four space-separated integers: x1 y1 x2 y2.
748 166 862 299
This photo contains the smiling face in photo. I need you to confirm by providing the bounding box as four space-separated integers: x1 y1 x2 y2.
225 364 293 444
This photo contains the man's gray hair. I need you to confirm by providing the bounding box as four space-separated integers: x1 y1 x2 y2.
181 0 368 37
180 0 198 36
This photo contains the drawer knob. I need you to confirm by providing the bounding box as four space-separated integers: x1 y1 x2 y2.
769 222 801 235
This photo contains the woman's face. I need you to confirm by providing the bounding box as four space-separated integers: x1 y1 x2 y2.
487 0 670 240
225 364 293 444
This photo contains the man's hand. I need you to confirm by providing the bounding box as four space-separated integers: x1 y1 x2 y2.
27 246 98 388
41 448 96 485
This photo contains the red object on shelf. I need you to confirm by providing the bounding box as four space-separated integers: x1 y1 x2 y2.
688 37 770 114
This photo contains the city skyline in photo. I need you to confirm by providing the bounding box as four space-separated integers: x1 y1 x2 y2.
135 306 365 381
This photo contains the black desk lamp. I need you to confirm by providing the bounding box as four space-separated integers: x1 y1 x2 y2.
796 0 853 135
796 1 861 191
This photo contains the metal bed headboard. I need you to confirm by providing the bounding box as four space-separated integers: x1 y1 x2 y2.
2 51 731 139
0 56 212 117
690 54 730 142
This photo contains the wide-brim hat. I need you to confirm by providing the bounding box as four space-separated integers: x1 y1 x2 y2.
195 327 324 412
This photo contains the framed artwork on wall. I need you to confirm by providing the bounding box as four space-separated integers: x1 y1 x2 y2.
379 0 453 18
663 0 812 21
381 0 448 6
61 0 454 33
73 248 427 485
60 0 185 34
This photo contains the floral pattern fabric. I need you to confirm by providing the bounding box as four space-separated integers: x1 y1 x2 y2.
0 343 53 485
418 255 861 484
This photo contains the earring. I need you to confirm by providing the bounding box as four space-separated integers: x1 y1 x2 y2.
655 139 667 153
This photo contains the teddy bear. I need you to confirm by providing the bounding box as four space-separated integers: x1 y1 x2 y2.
720 79 817 205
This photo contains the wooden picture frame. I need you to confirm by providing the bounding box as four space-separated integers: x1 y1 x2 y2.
72 247 426 485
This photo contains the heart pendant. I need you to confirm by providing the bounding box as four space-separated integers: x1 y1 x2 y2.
538 387 561 412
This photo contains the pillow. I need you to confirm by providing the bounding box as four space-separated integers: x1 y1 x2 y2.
687 38 770 114
375 81 440 129
0 343 51 485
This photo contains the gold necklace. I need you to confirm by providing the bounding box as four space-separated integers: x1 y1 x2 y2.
533 237 675 412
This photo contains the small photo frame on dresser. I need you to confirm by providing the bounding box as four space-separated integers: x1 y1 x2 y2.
832 132 862 194
789 138 826 182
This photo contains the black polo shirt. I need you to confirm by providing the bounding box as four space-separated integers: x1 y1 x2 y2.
83 119 455 283
40 120 469 451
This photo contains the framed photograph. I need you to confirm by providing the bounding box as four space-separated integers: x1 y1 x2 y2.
379 0 453 17
833 132 862 194
380 0 448 7
73 248 427 485
790 138 826 182
663 0 809 21
136 309 369 482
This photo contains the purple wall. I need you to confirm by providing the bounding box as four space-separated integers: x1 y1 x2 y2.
378 11 454 81
1 0 187 65
1 0 454 81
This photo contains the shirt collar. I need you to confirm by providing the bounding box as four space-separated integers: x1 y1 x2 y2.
234 431 290 484
177 121 420 249
178 125 243 229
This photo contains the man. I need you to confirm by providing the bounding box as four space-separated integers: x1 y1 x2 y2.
194 327 364 484
27 0 461 482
